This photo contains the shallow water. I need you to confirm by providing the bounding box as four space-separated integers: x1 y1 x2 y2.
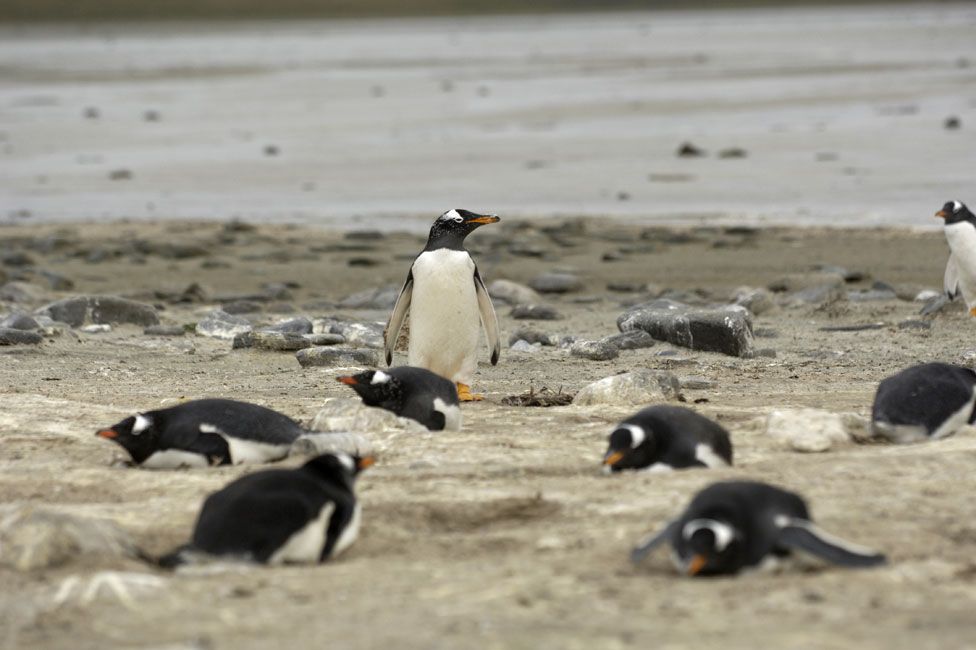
1 4 974 230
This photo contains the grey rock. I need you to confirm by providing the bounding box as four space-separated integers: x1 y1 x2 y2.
0 281 47 304
810 264 865 283
195 310 252 340
570 340 619 361
488 279 542 305
573 369 682 406
529 272 582 294
599 330 655 350
753 348 777 358
787 283 846 306
263 317 313 334
290 432 376 457
769 272 846 293
730 286 774 315
765 409 860 452
847 288 897 302
334 321 384 349
680 376 716 389
2 251 36 267
234 331 311 351
510 340 542 353
0 312 40 330
898 319 931 331
221 300 264 314
558 335 578 348
304 333 346 346
0 328 43 345
914 289 941 302
617 299 755 357
80 324 111 334
295 347 381 367
305 398 426 433
144 325 185 336
39 296 159 328
508 327 556 346
337 285 399 310
510 304 563 320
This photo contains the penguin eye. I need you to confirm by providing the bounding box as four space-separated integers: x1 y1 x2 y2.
453 216 463 223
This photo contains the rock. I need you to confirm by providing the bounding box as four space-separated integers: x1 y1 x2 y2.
508 327 556 346
944 116 961 130
0 504 141 571
39 296 159 328
787 283 846 306
221 300 264 314
529 272 582 294
234 331 311 351
810 264 865 283
295 347 381 368
0 281 47 304
134 240 209 259
599 329 655 350
730 286 774 315
306 398 426 433
0 312 40 330
510 304 562 320
195 310 252 340
718 147 747 159
334 322 384 349
33 270 74 291
573 369 682 406
769 272 845 293
914 289 941 302
264 317 313 334
144 325 185 336
617 300 755 357
80 324 111 334
304 333 345 346
676 142 705 157
570 340 619 361
680 376 716 389
0 328 43 345
290 432 376 457
510 340 542 353
898 319 931 331
2 252 36 267
337 286 399 310
847 281 898 302
765 409 860 452
488 279 542 305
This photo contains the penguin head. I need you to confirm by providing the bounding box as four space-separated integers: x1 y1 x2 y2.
337 370 403 410
935 200 974 225
425 209 500 250
677 516 742 577
602 423 655 472
303 452 375 489
95 413 161 464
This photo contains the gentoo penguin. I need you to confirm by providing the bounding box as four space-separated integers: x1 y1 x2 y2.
936 200 976 315
159 452 372 567
602 405 732 473
96 398 305 469
336 366 461 431
630 481 886 576
871 362 976 443
384 209 501 401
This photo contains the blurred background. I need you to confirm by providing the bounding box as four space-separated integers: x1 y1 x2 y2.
1 1 973 229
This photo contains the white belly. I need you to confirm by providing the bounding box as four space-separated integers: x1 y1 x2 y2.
142 449 209 469
268 502 334 565
224 436 291 465
408 250 483 383
945 223 976 307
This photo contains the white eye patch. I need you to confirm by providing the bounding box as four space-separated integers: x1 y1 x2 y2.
440 209 462 222
953 200 963 212
132 414 151 435
335 452 355 472
621 423 645 448
371 371 390 384
683 519 735 551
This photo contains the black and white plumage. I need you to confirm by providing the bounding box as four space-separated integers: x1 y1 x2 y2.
96 398 306 469
384 209 501 401
630 481 886 576
602 406 732 473
871 362 976 443
937 200 976 315
337 367 461 431
159 453 372 567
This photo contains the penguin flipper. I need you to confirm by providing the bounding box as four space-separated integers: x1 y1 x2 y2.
384 270 414 366
630 521 678 565
776 519 886 568
473 268 500 365
945 254 961 299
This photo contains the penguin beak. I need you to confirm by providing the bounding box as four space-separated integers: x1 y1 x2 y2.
96 429 118 439
603 450 625 466
357 456 376 470
337 376 358 386
687 554 708 576
935 210 949 219
465 214 500 225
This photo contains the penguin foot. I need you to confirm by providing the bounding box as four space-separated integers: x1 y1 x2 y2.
456 383 484 402
970 307 976 318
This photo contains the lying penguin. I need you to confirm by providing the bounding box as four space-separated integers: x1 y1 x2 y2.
630 480 886 576
159 452 372 567
384 209 501 401
603 405 732 472
96 398 306 468
336 367 461 431
871 362 976 443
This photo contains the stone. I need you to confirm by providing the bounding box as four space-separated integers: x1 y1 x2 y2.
2 251 37 267
570 340 619 361
573 369 682 406
305 398 426 433
0 504 141 571
289 432 376 458
617 299 755 357
0 328 43 345
730 286 774 315
599 330 655 350
221 300 264 314
765 409 861 452
337 286 400 310
676 142 705 157
80 324 111 334
510 340 542 353
234 331 311 351
0 312 40 330
144 325 185 336
295 347 381 368
39 296 159 328
334 321 384 349
195 310 252 340
304 333 346 346
508 327 556 346
914 289 941 302
898 319 931 331
529 272 582 294
680 376 716 389
769 272 845 293
488 279 542 306
263 317 313 334
788 283 846 306
0 281 47 304
510 304 562 320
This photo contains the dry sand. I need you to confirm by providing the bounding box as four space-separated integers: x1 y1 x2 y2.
2 219 976 649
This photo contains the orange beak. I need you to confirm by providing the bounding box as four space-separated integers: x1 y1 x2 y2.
466 215 500 225
337 376 358 385
603 451 626 466
936 210 949 219
687 554 708 576
357 455 376 470
96 429 118 439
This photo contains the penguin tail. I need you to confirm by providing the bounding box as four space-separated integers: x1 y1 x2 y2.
155 544 195 569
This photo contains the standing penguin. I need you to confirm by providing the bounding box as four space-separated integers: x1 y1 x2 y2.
871 362 976 443
602 405 732 473
630 481 886 576
336 367 461 431
159 452 373 567
936 200 976 315
384 209 501 401
95 398 306 469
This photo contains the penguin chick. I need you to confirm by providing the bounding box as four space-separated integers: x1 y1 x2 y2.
871 362 976 443
630 480 886 576
384 209 501 401
159 452 373 567
936 200 976 316
96 398 306 469
602 405 732 473
336 366 461 431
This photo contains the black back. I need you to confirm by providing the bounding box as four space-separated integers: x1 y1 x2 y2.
339 366 459 430
872 363 976 435
605 405 733 471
